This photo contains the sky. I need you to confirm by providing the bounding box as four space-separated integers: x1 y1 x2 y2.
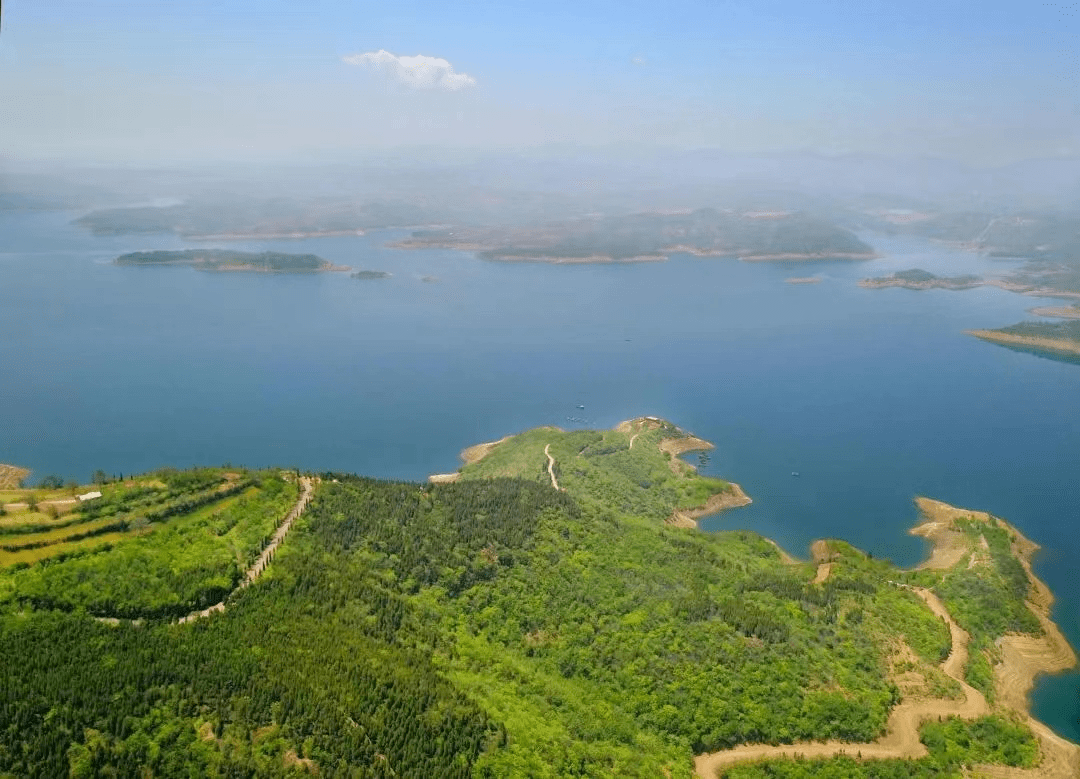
1 0 1077 165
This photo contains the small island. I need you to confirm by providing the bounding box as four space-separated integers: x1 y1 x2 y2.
785 276 822 284
859 268 983 290
114 250 349 273
350 269 392 280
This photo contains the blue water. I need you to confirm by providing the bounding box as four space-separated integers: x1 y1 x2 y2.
3 209 1080 741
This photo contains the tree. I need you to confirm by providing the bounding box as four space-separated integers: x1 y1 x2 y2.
92 469 108 485
38 475 63 490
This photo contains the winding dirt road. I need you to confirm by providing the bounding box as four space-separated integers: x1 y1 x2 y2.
543 444 561 491
694 587 988 777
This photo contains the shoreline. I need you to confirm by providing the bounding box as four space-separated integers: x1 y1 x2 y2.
738 251 877 262
694 497 1080 776
666 484 753 529
484 253 667 264
186 229 367 240
859 278 983 291
911 498 1080 775
1028 306 1080 320
966 329 1080 357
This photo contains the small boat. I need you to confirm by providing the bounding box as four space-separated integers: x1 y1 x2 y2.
577 404 585 409
791 471 800 477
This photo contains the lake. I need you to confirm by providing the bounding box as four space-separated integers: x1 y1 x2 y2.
2 208 1079 741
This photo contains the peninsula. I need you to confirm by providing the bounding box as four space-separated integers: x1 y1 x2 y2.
114 249 349 273
0 421 1074 778
968 320 1080 359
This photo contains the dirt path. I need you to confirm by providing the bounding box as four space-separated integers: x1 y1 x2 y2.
697 500 1080 778
543 444 561 491
175 476 314 624
628 432 640 450
694 587 987 777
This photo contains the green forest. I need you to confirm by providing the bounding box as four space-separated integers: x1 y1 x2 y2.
0 422 1051 777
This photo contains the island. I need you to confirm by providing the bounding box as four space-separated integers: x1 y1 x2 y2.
968 320 1080 358
785 276 822 284
392 208 877 264
859 268 984 290
350 269 392 280
114 249 349 273
0 421 1074 778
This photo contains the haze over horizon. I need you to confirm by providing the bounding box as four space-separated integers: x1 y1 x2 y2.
2 0 1077 168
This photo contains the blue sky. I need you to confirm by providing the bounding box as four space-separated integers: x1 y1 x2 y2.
1 0 1076 164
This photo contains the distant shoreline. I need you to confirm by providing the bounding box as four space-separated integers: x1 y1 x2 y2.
967 329 1080 357
187 230 367 240
1028 306 1080 319
739 251 877 262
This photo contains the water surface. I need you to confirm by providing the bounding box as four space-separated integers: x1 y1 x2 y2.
2 210 1078 740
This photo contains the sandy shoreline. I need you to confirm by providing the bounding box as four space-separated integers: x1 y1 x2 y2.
859 278 982 291
666 484 753 529
1028 306 1080 319
967 329 1080 357
694 498 1080 777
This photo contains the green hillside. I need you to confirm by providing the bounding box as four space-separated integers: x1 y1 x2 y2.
0 422 1056 777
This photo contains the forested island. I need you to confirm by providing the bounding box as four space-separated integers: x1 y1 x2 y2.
968 320 1080 359
392 208 876 263
114 250 348 273
0 419 1075 777
350 269 391 280
859 268 983 291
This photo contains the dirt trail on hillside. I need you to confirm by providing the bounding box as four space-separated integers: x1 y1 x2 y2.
696 499 1080 778
176 476 314 624
694 587 987 777
543 444 561 491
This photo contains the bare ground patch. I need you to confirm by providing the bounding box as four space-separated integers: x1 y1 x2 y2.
0 464 30 490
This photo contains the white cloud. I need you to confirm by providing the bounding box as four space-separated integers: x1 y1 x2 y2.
343 50 476 91
631 55 647 66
